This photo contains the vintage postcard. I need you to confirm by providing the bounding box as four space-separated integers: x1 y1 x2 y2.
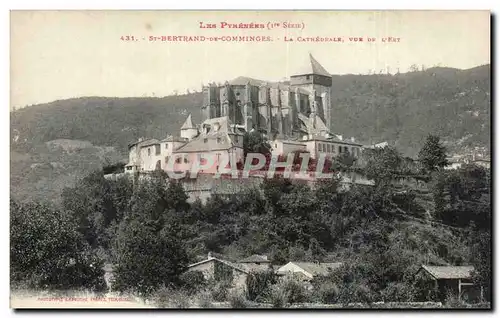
10 10 491 309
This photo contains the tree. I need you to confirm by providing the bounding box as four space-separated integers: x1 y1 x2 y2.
470 231 491 301
331 152 356 173
10 200 106 291
409 64 419 72
111 173 190 296
433 165 490 228
362 146 403 188
243 130 271 157
62 171 117 248
418 134 449 173
246 270 277 301
111 219 189 296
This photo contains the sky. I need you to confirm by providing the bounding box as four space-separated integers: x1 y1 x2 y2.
10 10 490 109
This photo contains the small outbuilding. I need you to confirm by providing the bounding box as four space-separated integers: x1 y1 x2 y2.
186 253 250 290
415 265 481 302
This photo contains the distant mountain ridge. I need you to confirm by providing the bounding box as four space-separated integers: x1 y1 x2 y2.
11 65 490 158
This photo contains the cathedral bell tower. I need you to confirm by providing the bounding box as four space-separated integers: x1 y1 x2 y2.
290 53 333 132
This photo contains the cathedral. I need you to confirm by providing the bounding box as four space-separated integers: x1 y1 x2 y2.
125 54 365 174
201 53 333 139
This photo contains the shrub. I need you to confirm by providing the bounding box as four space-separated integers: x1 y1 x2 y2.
153 285 190 308
268 284 289 308
413 273 440 301
312 280 339 304
281 278 310 304
352 283 376 305
335 282 377 306
180 270 206 294
210 280 231 302
228 289 249 308
267 277 310 307
245 270 277 301
444 291 467 308
196 291 213 308
380 282 416 302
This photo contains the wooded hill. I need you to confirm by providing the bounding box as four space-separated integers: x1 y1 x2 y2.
9 65 490 203
11 65 490 157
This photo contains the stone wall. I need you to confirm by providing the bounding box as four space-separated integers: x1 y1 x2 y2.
105 171 373 204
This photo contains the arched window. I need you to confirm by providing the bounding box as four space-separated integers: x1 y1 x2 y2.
155 160 161 170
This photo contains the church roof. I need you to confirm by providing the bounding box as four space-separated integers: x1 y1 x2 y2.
228 76 310 94
293 53 331 77
229 76 265 86
180 114 195 130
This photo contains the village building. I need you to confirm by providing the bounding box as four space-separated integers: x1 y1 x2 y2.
276 261 343 280
237 254 273 272
186 253 250 290
276 261 343 290
172 116 245 173
415 265 481 302
472 158 490 169
445 153 491 170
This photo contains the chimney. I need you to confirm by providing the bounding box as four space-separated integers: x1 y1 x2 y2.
207 252 213 260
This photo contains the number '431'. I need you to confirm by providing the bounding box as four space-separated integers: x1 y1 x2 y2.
121 36 136 41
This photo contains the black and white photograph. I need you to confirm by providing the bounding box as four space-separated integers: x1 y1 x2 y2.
9 10 491 309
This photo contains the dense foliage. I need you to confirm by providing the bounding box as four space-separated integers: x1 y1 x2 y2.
10 136 491 305
10 200 106 291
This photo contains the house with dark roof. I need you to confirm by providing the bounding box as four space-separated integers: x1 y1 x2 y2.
238 254 273 272
415 265 481 302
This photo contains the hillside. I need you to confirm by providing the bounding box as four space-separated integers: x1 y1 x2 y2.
329 65 490 156
10 139 123 203
10 65 490 202
11 65 490 157
10 93 204 156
